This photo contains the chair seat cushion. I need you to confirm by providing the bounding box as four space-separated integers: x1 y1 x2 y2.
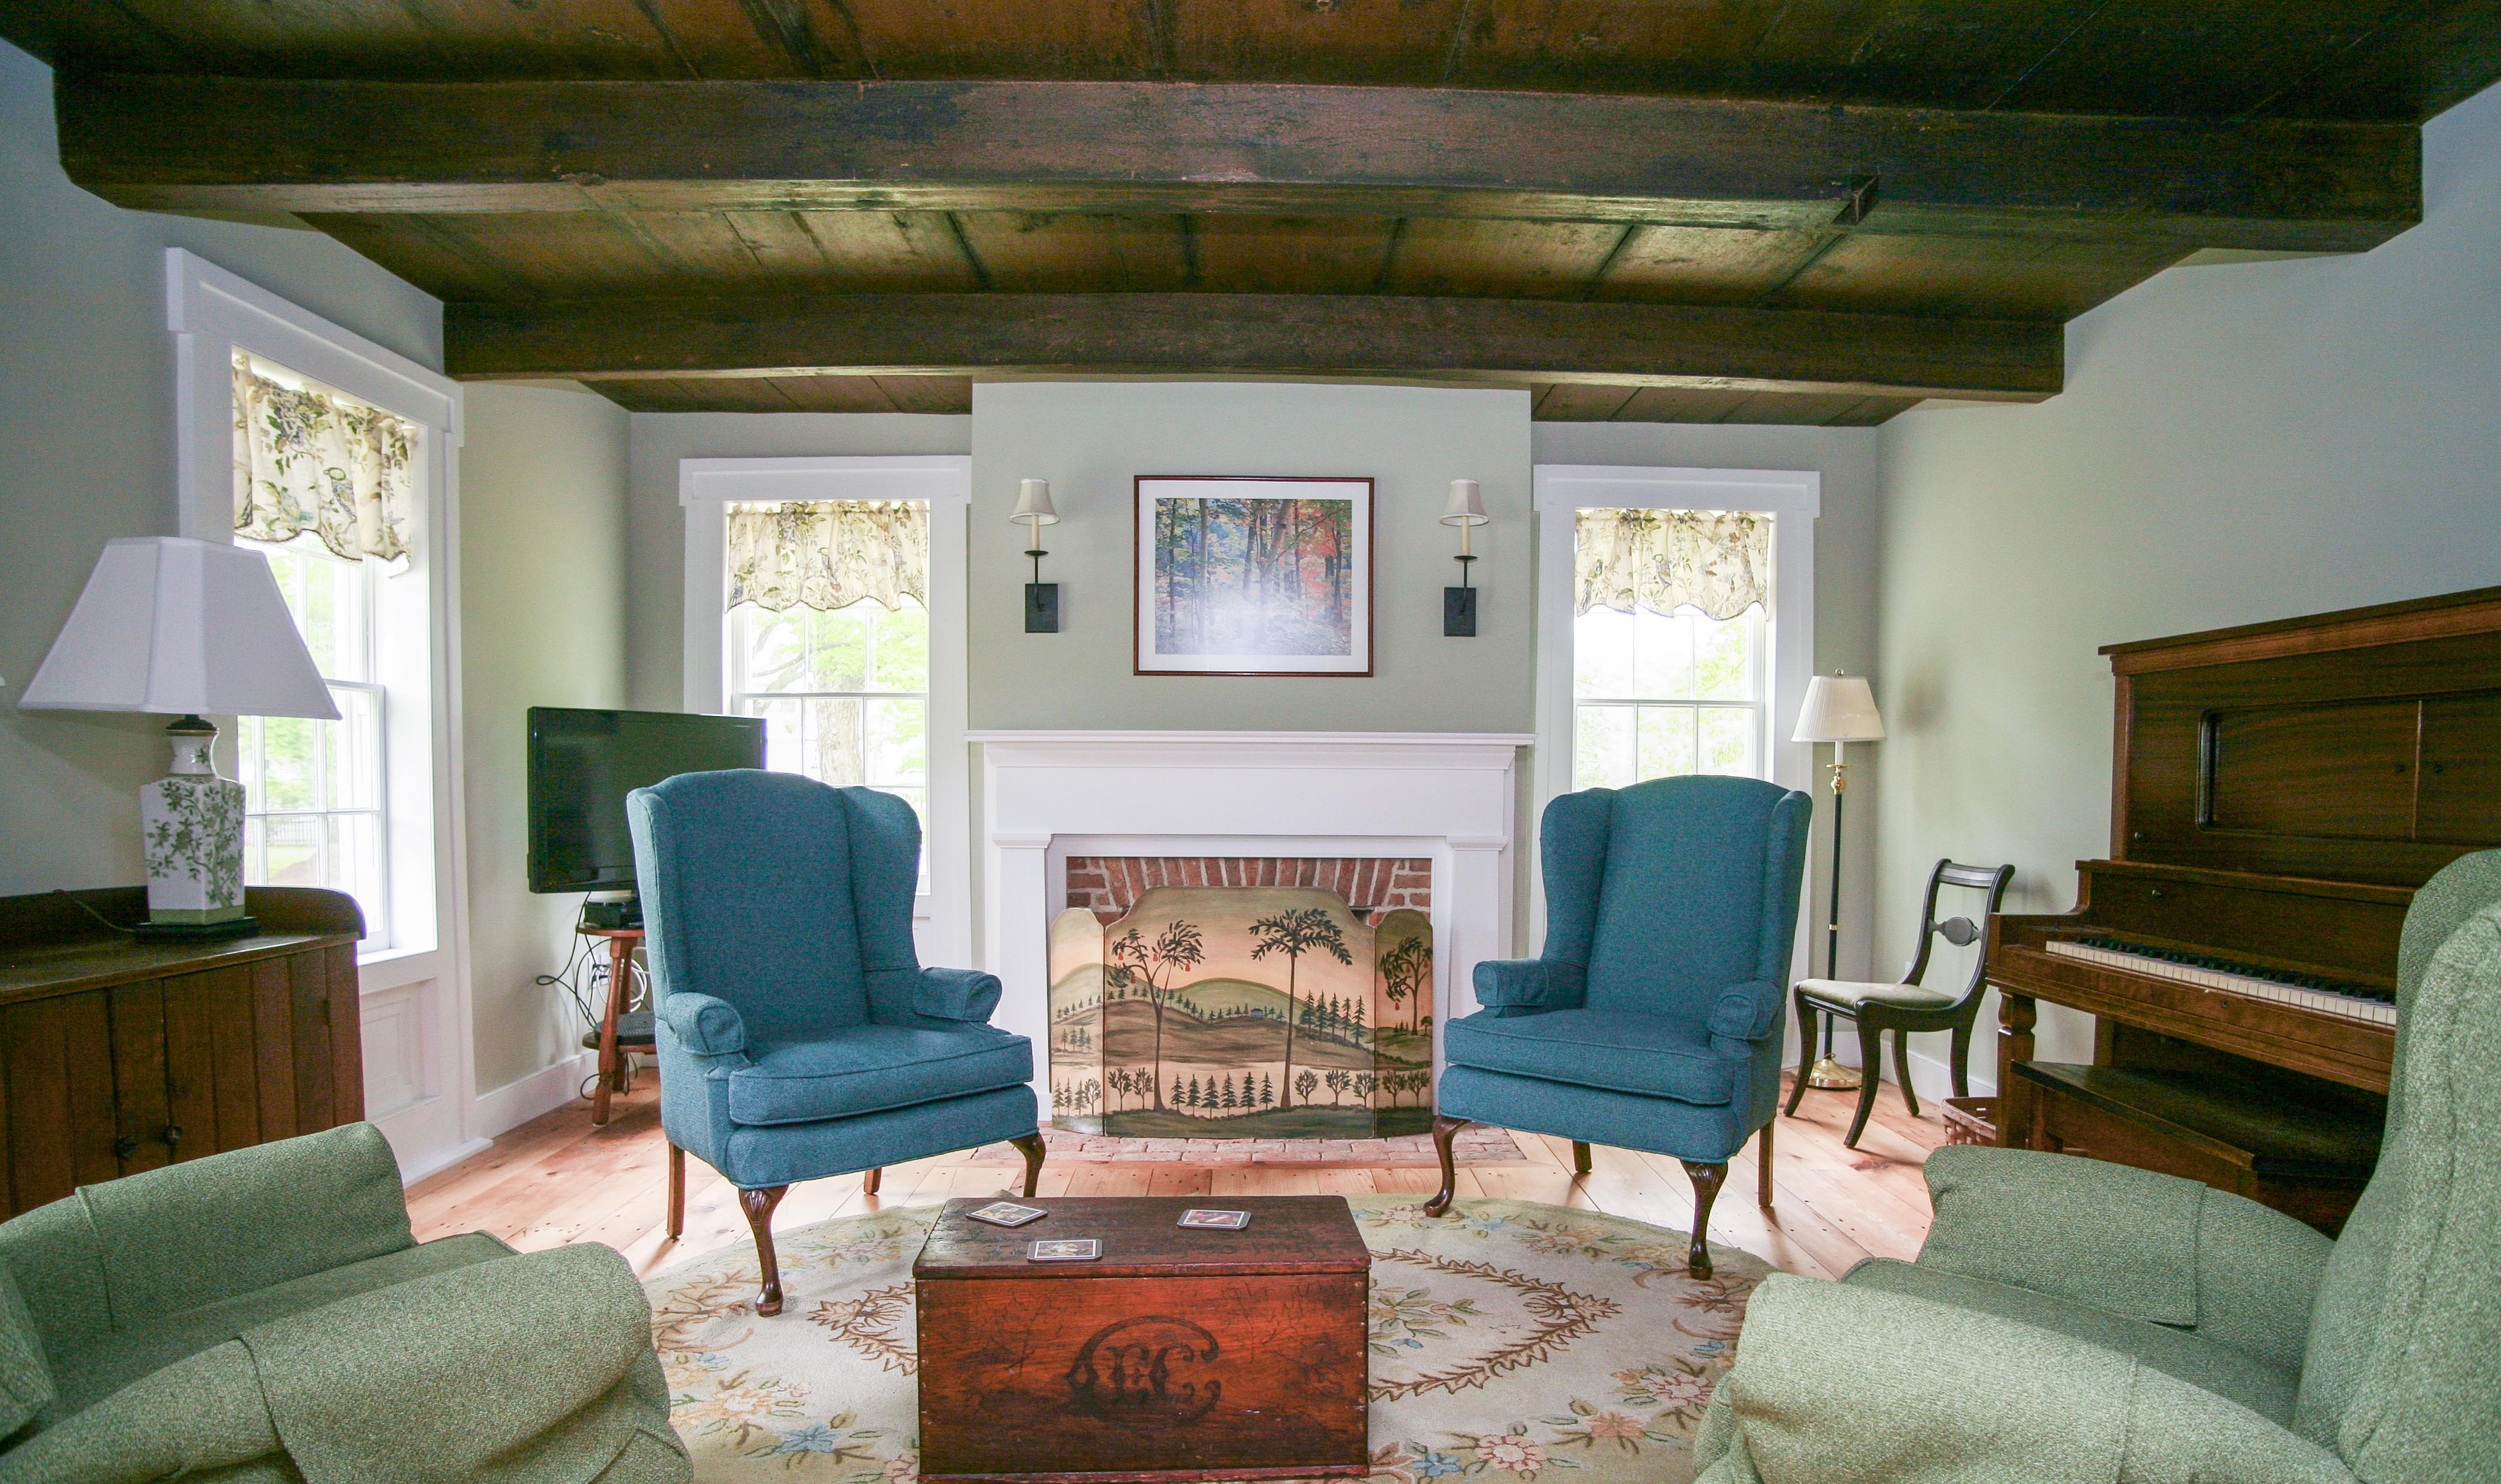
1443 1008 1738 1106
1798 977 1958 1010
1844 1258 2300 1426
42 1232 516 1422
727 1023 1034 1127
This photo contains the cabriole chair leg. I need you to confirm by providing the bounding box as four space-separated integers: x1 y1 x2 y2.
1424 1115 1469 1217
1011 1132 1047 1197
1683 1160 1728 1278
740 1184 790 1315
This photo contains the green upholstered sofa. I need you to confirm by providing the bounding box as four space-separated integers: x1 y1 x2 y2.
1696 849 2501 1484
0 1122 689 1484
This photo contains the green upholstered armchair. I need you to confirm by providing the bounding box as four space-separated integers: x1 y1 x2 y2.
1694 849 2501 1484
0 1122 689 1484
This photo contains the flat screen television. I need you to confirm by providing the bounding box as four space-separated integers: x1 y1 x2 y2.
527 707 766 894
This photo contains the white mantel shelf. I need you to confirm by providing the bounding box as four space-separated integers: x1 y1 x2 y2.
972 730 1533 1109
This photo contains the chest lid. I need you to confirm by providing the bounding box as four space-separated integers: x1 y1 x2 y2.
913 1195 1369 1280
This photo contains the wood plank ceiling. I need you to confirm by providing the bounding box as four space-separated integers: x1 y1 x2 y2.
8 1 2496 423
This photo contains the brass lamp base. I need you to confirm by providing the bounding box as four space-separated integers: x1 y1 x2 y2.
1804 1055 1863 1091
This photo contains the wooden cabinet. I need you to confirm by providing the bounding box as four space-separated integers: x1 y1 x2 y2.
0 887 364 1218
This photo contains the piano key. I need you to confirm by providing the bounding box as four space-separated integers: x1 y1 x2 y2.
2044 940 2398 1027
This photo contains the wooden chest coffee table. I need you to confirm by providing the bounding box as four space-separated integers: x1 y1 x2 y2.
913 1195 1371 1483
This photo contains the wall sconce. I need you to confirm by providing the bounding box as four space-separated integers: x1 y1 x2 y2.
1012 478 1061 632
1440 478 1487 636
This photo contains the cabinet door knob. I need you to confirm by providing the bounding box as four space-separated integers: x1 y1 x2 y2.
113 1135 139 1160
160 1125 183 1149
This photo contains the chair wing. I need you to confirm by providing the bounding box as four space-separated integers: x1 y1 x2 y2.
1580 775 1812 1016
630 769 871 1042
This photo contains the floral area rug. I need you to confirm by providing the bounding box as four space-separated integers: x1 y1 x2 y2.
963 1125 1527 1167
646 1198 1771 1484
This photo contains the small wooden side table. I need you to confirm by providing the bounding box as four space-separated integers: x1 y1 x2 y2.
579 925 654 1125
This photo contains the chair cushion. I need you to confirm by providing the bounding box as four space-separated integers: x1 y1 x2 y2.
1797 977 1958 1010
1844 1258 2300 1426
1442 1007 1738 1107
727 1024 1034 1127
41 1232 515 1422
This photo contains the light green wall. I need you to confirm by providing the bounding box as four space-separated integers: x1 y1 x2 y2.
625 413 971 711
0 39 442 897
1871 79 2501 1093
460 384 631 1094
969 382 1534 732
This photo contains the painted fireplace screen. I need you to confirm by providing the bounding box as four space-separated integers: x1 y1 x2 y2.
1048 859 1433 1137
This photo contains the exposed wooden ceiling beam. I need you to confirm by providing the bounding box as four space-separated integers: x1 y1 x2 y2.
442 292 2063 402
60 75 2418 251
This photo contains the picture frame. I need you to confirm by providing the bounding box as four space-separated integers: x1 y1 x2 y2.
1135 476 1374 677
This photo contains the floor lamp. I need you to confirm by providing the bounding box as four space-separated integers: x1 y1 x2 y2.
1792 672 1887 1090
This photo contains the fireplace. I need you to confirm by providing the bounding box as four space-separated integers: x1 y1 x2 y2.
1050 856 1434 1137
971 731 1532 1123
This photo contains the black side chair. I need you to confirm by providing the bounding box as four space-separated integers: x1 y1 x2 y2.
1785 859 2014 1147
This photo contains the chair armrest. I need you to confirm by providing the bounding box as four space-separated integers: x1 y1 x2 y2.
1473 958 1584 1013
1697 1275 2356 1484
78 1122 413 1321
657 991 747 1056
1707 979 1784 1048
914 966 1005 1023
1919 1145 2333 1361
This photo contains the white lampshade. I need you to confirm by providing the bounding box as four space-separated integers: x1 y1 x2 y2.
19 537 339 720
1010 478 1060 525
1440 478 1488 527
1792 672 1886 743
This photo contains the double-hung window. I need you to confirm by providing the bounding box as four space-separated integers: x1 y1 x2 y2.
231 351 419 949
1569 508 1772 788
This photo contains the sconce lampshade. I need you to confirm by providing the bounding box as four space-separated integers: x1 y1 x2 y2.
1010 478 1060 525
19 536 337 720
1791 672 1886 744
1440 478 1488 527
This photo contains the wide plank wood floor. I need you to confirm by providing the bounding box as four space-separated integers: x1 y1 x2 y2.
408 1073 1948 1282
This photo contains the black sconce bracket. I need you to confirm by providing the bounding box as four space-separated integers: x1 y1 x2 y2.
1024 547 1060 633
1444 553 1479 637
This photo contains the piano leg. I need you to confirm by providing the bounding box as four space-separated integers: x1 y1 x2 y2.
1784 991 1816 1117
1998 993 2037 1148
1893 1029 1920 1118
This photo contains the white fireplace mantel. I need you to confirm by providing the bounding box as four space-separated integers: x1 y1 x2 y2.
969 730 1533 1107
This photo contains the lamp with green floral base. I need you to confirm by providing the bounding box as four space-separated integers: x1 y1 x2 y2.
19 537 339 940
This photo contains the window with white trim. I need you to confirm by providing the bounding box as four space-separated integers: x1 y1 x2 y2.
1570 507 1774 787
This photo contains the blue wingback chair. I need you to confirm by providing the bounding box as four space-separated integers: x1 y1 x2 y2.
1431 774 1812 1276
628 770 1043 1315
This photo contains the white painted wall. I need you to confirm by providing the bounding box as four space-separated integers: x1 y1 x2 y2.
1871 78 2501 1101
460 384 631 1108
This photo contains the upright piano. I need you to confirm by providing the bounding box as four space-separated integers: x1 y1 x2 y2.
1985 585 2501 1233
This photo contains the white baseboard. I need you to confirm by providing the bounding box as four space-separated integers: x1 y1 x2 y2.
1902 1045 1996 1102
399 1135 493 1185
470 1050 600 1141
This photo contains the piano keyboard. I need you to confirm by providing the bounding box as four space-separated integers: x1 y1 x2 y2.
2044 937 2398 1027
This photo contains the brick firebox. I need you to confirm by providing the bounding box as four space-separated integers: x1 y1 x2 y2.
1065 856 1432 926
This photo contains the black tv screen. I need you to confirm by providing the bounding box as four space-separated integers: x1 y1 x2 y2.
527 707 766 894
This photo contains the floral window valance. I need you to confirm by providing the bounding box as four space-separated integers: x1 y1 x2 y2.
1574 508 1770 620
725 501 929 613
232 354 417 563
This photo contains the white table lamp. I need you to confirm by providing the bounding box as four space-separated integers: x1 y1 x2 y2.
19 537 338 940
1791 672 1888 1089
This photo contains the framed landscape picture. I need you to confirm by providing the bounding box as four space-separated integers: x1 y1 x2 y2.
1135 476 1373 676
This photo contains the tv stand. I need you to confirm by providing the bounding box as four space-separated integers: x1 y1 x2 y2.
577 922 653 1124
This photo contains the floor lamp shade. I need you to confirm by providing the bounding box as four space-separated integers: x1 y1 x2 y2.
19 537 339 934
